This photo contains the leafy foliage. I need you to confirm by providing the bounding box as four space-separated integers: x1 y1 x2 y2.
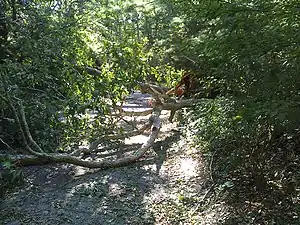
1 0 300 222
152 0 300 223
0 160 24 197
0 0 178 153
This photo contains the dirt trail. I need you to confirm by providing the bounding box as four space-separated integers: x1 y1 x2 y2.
1 110 227 225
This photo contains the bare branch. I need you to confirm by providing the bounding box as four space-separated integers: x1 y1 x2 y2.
18 101 45 153
162 99 198 110
89 121 152 151
0 154 50 166
2 108 162 168
0 137 15 152
0 94 29 151
114 113 139 130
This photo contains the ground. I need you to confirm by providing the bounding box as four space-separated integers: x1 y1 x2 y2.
0 109 229 225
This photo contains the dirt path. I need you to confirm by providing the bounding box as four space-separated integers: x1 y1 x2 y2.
1 110 227 225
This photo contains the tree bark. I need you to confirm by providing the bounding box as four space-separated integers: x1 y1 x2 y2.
1 80 198 169
3 105 162 169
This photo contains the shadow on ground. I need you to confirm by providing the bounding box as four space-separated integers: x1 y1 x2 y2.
1 131 182 225
209 138 300 225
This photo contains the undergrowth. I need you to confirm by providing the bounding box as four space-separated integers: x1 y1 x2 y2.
185 97 300 224
0 160 24 198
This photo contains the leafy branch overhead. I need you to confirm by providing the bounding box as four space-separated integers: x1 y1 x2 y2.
1 68 197 168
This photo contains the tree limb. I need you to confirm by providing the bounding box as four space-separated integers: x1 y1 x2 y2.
2 103 162 169
0 154 51 166
0 94 30 153
88 121 152 151
18 101 45 153
0 137 15 152
162 99 198 111
1 77 194 169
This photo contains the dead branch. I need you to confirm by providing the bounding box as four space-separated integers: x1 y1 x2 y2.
162 99 198 111
0 154 51 166
19 101 44 153
3 99 162 168
0 137 15 152
88 122 152 151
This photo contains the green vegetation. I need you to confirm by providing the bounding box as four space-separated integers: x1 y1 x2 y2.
1 0 300 224
0 0 176 152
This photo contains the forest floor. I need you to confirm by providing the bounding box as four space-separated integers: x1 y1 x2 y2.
0 109 230 225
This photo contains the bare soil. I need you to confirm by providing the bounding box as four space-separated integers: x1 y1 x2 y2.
1 110 227 225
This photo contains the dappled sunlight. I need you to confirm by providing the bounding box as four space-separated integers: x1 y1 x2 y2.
143 164 157 172
73 166 90 176
65 178 108 199
196 202 230 224
125 134 149 144
108 182 124 196
143 184 178 204
180 158 198 179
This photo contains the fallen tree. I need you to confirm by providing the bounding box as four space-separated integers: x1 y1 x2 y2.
0 81 199 169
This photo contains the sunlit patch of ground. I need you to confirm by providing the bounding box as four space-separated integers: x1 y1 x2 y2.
180 158 198 178
1 102 230 225
140 130 231 225
73 166 90 176
124 110 177 144
125 134 149 144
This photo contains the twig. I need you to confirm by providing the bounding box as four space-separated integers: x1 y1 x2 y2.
0 137 15 152
89 122 151 151
0 94 28 151
190 149 219 217
114 113 139 131
18 101 45 153
183 55 197 65
209 148 219 182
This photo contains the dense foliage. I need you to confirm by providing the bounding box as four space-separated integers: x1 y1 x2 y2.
1 0 300 223
0 0 178 152
152 0 300 223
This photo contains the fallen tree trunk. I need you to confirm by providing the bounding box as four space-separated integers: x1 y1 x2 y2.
0 99 199 168
88 121 152 151
1 78 199 169
0 154 51 166
2 106 162 169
